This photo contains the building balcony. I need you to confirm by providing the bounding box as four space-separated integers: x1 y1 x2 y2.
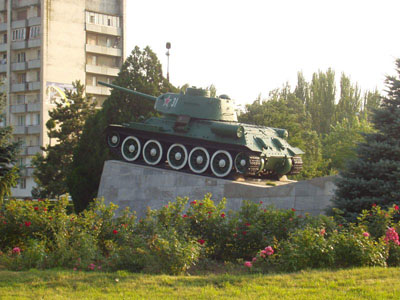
86 64 119 77
86 44 122 57
0 43 7 52
13 0 40 9
12 19 28 29
0 0 5 11
27 102 40 112
0 64 6 73
12 41 27 50
11 61 27 71
28 59 41 69
26 145 41 156
28 81 40 91
27 125 40 134
28 38 41 48
85 23 122 37
86 85 111 96
11 83 28 92
28 17 41 27
11 104 26 113
13 125 26 135
0 22 7 32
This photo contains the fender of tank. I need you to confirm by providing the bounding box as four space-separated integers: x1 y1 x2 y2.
99 81 304 178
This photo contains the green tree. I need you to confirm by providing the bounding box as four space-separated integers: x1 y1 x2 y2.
31 81 96 198
331 59 400 221
306 69 336 135
335 74 362 123
323 118 373 172
68 46 176 212
239 85 327 179
0 89 20 203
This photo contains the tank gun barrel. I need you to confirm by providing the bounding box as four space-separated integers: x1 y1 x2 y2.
98 81 157 101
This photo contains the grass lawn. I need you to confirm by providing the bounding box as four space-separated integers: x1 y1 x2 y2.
0 267 399 299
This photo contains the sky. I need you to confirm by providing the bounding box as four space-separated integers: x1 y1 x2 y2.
126 0 400 106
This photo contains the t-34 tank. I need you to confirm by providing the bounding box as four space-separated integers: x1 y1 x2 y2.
99 81 304 179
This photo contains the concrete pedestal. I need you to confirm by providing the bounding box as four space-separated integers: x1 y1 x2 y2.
97 160 336 218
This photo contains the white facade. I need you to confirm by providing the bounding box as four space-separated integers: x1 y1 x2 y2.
0 0 126 197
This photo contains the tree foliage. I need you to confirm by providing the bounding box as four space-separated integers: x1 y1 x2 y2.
0 90 20 203
68 46 177 212
31 81 96 198
331 59 400 221
239 69 379 179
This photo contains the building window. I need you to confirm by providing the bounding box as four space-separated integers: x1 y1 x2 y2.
12 28 26 41
17 52 26 63
17 115 25 126
2 33 6 44
34 113 40 125
29 26 40 39
17 94 25 104
17 10 27 20
17 73 26 84
19 178 26 189
86 11 120 28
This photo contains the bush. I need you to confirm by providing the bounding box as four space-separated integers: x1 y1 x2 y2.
0 195 398 274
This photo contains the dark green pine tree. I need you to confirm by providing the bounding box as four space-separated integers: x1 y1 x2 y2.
331 59 400 221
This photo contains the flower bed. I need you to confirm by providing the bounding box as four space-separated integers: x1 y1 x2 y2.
0 195 399 274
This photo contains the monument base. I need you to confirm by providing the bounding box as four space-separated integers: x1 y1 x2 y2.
97 160 336 218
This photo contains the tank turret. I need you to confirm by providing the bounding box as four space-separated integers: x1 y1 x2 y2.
99 81 237 122
99 81 303 179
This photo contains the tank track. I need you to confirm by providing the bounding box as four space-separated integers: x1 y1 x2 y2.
105 126 302 179
288 156 303 175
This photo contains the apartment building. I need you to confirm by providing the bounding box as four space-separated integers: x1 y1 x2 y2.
0 0 126 197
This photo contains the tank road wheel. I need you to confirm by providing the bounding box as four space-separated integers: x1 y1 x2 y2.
121 136 141 162
107 131 120 148
210 150 233 178
143 139 163 166
234 152 249 174
188 147 210 174
167 143 188 170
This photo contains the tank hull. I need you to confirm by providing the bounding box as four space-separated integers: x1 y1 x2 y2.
105 117 303 179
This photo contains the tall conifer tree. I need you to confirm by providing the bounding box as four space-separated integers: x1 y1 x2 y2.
331 59 400 221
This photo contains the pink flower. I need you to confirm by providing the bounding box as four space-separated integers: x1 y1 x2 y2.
182 214 188 218
394 205 399 211
88 263 96 270
197 239 205 245
242 231 247 235
260 250 267 258
259 201 263 204
113 229 118 235
190 201 197 205
264 246 274 256
73 267 77 271
363 232 370 237
252 257 257 262
12 247 21 254
244 261 252 268
34 207 39 211
384 227 400 245
245 222 251 227
24 221 31 227
372 203 377 207
220 213 225 218
291 208 296 212
319 228 326 236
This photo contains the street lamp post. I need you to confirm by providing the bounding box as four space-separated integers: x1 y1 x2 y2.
166 42 171 82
